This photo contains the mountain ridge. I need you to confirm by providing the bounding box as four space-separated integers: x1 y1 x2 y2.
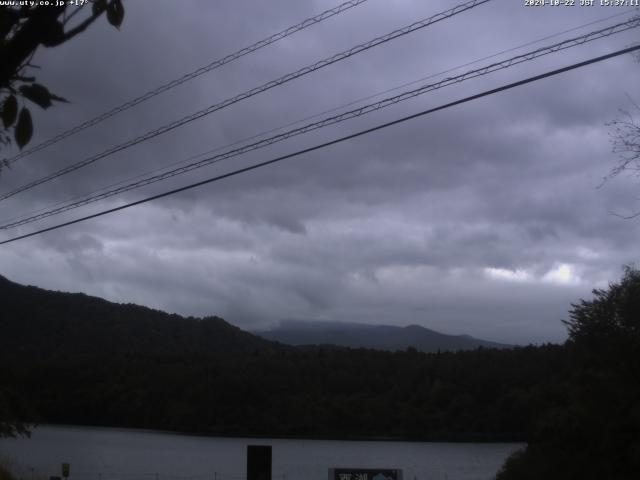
0 274 279 357
254 319 512 352
1 274 511 357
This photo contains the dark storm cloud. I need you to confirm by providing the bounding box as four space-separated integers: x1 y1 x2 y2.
1 0 640 344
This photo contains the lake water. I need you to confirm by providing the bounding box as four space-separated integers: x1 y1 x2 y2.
0 426 521 480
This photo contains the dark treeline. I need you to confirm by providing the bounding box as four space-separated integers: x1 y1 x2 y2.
0 272 559 441
1 345 564 441
1 269 639 478
496 267 640 479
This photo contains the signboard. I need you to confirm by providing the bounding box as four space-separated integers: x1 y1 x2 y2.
61 464 70 479
329 469 402 480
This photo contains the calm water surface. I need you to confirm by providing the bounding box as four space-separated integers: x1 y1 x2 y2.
0 426 521 480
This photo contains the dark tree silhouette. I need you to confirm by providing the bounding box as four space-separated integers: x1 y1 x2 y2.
0 0 124 159
603 47 640 218
564 265 640 358
606 101 640 218
0 0 124 435
497 266 640 480
0 388 31 438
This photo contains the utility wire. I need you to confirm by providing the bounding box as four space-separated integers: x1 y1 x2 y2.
5 7 631 231
2 0 371 165
2 16 636 228
0 0 491 202
2 17 638 231
2 44 639 246
3 8 629 227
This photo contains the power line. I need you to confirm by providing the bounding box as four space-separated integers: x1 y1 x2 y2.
2 16 638 231
5 7 626 227
3 0 371 165
0 7 629 232
2 10 637 234
2 44 638 246
6 7 631 231
3 16 637 229
319 9 637 118
0 0 492 202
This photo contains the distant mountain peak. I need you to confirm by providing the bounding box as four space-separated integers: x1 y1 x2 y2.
255 319 512 353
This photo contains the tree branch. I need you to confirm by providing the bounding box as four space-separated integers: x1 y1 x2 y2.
50 4 106 46
62 5 84 27
0 7 62 88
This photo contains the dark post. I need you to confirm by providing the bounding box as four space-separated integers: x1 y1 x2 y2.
247 445 272 480
61 464 70 480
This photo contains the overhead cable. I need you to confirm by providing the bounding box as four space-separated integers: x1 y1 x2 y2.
7 7 622 226
2 44 639 246
2 16 638 230
3 0 372 164
0 0 492 202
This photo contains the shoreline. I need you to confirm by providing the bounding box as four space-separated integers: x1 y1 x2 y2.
17 423 526 444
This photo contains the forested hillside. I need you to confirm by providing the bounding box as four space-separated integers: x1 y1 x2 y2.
2 343 565 440
0 274 277 357
2 270 638 478
0 273 557 441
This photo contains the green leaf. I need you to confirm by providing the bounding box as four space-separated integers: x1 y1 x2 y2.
19 84 52 109
92 0 107 16
2 95 18 129
15 107 33 149
106 0 124 29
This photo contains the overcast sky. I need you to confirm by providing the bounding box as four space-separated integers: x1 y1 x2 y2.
1 0 639 344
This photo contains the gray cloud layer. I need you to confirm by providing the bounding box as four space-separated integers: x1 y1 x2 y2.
1 0 639 344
